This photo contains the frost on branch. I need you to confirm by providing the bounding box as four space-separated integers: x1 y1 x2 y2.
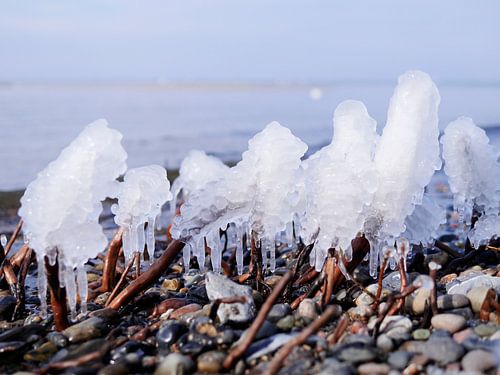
171 122 307 274
441 117 500 227
363 71 442 276
300 100 378 271
169 150 229 220
18 119 127 318
112 165 172 262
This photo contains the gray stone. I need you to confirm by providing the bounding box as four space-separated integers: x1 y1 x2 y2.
446 307 474 320
388 351 412 370
368 315 412 337
154 353 195 375
205 272 255 324
447 273 500 295
62 317 109 343
436 294 469 310
473 324 497 337
337 346 377 364
358 362 390 375
376 334 394 352
461 349 497 373
431 313 466 334
422 338 465 365
276 315 294 331
267 303 291 322
246 333 297 361
412 328 430 341
319 358 354 375
196 350 226 373
297 298 318 321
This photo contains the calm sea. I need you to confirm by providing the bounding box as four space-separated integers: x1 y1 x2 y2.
1 82 500 191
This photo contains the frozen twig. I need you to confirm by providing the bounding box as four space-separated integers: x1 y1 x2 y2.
100 228 123 292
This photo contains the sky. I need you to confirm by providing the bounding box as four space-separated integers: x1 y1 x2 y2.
0 1 499 83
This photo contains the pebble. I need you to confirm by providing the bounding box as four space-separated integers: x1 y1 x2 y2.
162 279 181 292
246 333 297 361
297 298 318 321
489 329 500 340
170 304 202 320
368 315 412 337
95 292 111 305
412 328 430 341
461 349 497 373
205 272 255 324
388 351 412 370
154 353 195 375
436 294 469 310
156 322 188 350
267 303 291 322
46 331 69 348
431 313 466 333
452 328 475 344
376 334 394 352
473 323 497 337
446 306 474 320
276 315 294 331
466 286 496 313
336 346 377 364
357 362 390 375
0 295 16 320
422 337 465 365
448 274 500 295
355 284 390 306
347 305 373 321
62 317 109 343
196 350 226 373
407 288 431 315
23 341 57 362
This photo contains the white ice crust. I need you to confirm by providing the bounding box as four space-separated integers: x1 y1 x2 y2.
112 165 172 262
19 119 127 318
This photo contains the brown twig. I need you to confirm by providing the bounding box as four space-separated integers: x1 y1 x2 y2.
105 255 136 307
42 341 112 373
434 240 461 259
223 271 293 370
479 288 498 322
328 313 350 345
429 267 439 316
100 228 123 292
321 252 335 308
209 296 247 321
13 248 33 319
372 257 388 311
2 259 17 297
108 240 185 310
3 219 23 258
264 305 337 375
45 254 69 331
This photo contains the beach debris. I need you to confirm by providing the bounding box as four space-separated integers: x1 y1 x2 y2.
18 119 127 318
112 165 172 263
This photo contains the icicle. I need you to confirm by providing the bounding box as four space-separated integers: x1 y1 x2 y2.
270 235 278 273
196 237 206 271
343 244 353 263
63 264 77 321
261 238 268 271
76 266 88 315
337 256 351 280
368 239 379 278
183 243 191 273
37 255 48 318
146 216 155 261
209 232 222 274
122 228 131 263
309 246 316 267
396 237 410 272
235 225 244 275
137 223 145 261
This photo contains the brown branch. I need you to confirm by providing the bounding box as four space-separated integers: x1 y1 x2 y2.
3 219 23 258
42 341 112 373
435 240 461 259
45 255 69 331
2 259 17 297
108 240 184 310
105 255 136 307
223 270 293 370
372 257 388 311
100 228 123 292
328 314 350 345
321 253 335 308
479 288 497 321
264 305 337 375
429 268 439 316
13 248 33 319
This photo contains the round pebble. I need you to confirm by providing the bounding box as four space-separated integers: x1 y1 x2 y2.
473 324 497 337
358 362 390 375
412 328 430 341
461 349 497 373
197 350 226 373
297 299 318 321
154 353 195 375
437 294 469 310
431 313 466 333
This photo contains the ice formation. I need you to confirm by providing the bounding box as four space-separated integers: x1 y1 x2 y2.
402 195 446 246
300 100 378 271
171 122 307 274
18 120 127 318
441 117 500 226
364 70 442 276
169 150 229 220
112 165 172 262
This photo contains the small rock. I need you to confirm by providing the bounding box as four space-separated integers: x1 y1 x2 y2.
448 274 500 295
23 341 57 362
255 320 277 340
355 284 390 306
407 288 431 315
297 299 318 321
267 304 291 322
170 304 202 320
388 351 411 370
205 272 255 324
446 307 474 320
197 350 226 373
358 362 390 375
474 323 497 337
368 315 412 337
467 286 497 313
98 363 129 375
437 294 469 310
461 349 497 373
246 333 297 361
154 353 195 375
348 305 373 321
62 317 109 343
162 279 181 292
489 329 500 340
95 292 111 305
89 307 120 321
376 334 393 352
157 322 188 350
422 337 465 365
431 314 466 333
46 332 69 348
0 295 16 320
87 273 100 282
412 328 430 341
276 315 294 331
336 346 377 364
452 328 475 344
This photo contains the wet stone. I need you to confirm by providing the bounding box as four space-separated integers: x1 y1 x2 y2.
196 350 226 373
0 296 16 320
62 317 109 343
376 334 394 353
473 323 497 337
437 294 469 310
162 279 181 292
336 346 378 364
156 322 188 350
98 363 130 375
23 341 57 362
276 315 294 331
388 351 412 370
154 353 195 375
95 292 111 305
461 349 497 373
0 324 45 343
422 337 465 365
297 298 318 321
412 328 430 341
267 303 291 322
446 306 474 320
46 332 68 348
255 319 277 340
357 362 390 375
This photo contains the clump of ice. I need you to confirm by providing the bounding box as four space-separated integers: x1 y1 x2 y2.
402 195 446 246
441 117 500 226
365 70 442 276
112 165 172 262
169 150 229 221
171 122 307 274
18 119 127 318
300 100 378 271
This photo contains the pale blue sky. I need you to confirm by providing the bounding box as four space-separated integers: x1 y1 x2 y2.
1 1 499 83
